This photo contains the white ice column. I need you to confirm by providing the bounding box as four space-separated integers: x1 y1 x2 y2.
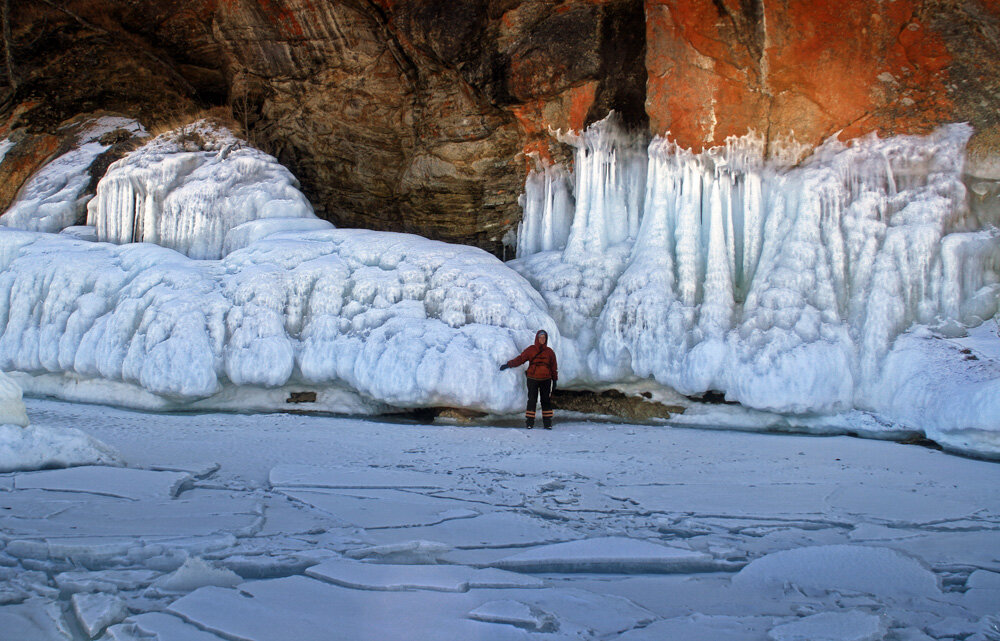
516 162 574 257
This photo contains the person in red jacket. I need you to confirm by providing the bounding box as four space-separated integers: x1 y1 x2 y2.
500 330 558 429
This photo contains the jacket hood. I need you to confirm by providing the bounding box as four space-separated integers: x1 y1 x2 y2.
534 330 548 346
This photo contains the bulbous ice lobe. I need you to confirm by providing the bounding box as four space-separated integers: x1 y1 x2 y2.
0 228 556 414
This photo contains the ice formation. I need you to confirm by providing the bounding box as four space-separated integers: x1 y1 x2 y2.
0 117 146 233
0 370 119 472
86 121 317 259
0 370 28 427
513 116 1000 446
0 227 555 414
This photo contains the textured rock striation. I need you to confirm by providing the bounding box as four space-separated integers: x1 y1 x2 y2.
1 0 999 251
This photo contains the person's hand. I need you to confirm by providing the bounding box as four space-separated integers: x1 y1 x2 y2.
551 380 557 393
499 363 510 371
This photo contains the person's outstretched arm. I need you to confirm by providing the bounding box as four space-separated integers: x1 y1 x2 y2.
500 345 535 371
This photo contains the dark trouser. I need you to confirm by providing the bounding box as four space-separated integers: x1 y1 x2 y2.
525 378 553 427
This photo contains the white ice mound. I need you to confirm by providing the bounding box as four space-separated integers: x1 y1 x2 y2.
0 370 119 472
0 227 556 413
87 120 317 259
732 545 939 598
0 369 29 427
0 116 146 233
152 557 242 593
0 424 120 473
873 325 1000 458
513 118 1000 419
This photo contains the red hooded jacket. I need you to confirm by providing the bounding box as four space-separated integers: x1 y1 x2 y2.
506 331 558 381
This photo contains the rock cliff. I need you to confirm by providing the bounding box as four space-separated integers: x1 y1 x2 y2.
2 0 998 252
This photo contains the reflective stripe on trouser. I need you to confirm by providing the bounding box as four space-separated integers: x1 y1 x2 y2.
526 378 553 420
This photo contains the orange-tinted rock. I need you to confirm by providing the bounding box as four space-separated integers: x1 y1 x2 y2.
644 0 971 153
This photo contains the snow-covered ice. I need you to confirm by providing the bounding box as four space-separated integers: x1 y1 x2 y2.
732 544 941 597
13 466 189 500
0 117 146 234
493 536 720 574
468 600 558 632
87 120 316 259
767 611 887 641
305 558 543 592
1 397 997 641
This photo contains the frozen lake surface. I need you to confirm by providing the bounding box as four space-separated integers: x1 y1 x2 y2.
2 398 999 640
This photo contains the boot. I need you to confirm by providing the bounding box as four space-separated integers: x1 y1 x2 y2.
543 418 552 430
525 419 534 429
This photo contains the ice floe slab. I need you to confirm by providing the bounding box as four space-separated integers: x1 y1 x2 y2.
305 558 544 592
0 424 120 473
269 464 444 489
827 485 982 524
963 569 1000 615
105 612 226 641
0 598 74 641
468 600 557 632
361 511 577 549
168 575 653 641
71 591 128 638
344 540 453 564
493 537 719 574
604 483 834 518
617 614 772 641
13 466 190 500
768 611 887 641
55 569 158 594
150 557 242 593
167 576 530 641
732 545 940 597
279 488 479 529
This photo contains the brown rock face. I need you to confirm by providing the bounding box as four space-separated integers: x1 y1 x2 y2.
1 0 998 252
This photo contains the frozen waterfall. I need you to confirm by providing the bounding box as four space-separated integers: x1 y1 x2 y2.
86 121 319 259
512 117 1000 426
